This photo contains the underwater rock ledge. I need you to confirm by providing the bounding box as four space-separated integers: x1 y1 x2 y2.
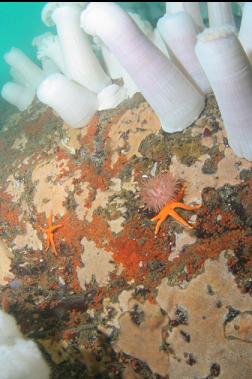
0 92 251 378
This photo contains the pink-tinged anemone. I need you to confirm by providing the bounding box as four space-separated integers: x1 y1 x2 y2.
140 172 181 213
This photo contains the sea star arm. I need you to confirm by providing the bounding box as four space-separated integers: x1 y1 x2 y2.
151 200 200 235
168 209 194 229
48 211 53 228
45 234 50 252
151 202 172 234
173 202 201 211
51 224 63 232
49 233 59 257
151 214 161 222
153 218 164 235
38 225 47 233
37 212 63 256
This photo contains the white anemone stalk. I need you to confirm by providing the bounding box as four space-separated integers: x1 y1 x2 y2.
95 13 169 98
195 26 252 161
166 2 204 31
207 2 236 28
157 12 210 94
152 28 170 58
41 2 111 93
94 38 123 80
10 68 28 87
37 73 98 129
81 2 204 133
39 57 60 76
239 2 252 63
1 82 35 111
129 12 169 58
129 12 154 39
97 84 127 110
95 39 139 98
0 310 50 379
32 33 66 74
4 48 45 90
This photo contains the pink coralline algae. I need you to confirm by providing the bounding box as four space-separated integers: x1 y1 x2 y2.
140 173 181 212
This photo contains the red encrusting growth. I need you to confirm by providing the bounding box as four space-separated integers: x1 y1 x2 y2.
0 191 20 226
79 115 100 155
23 108 54 137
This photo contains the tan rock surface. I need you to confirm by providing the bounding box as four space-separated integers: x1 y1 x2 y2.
157 252 252 379
0 240 14 285
114 300 170 376
77 238 115 290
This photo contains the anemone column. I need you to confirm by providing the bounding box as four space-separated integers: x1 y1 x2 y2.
239 3 252 63
129 12 169 58
157 12 210 94
207 2 236 28
81 2 204 133
10 68 28 87
4 48 45 90
37 73 98 129
196 27 252 161
96 40 139 98
166 2 204 31
32 33 66 75
42 3 111 93
1 82 35 111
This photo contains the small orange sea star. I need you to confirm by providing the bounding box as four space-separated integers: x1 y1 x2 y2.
151 185 201 235
38 211 63 256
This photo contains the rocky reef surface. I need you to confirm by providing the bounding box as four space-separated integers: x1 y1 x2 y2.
0 94 251 378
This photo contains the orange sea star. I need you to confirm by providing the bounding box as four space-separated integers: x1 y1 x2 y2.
38 211 63 256
151 186 201 235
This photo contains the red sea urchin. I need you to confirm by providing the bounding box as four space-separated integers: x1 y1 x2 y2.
140 172 182 213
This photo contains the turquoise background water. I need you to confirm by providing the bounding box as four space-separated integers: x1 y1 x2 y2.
0 3 49 88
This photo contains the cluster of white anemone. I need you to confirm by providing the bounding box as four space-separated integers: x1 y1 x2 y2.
1 2 252 160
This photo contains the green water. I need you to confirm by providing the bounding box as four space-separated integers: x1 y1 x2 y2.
0 2 51 88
